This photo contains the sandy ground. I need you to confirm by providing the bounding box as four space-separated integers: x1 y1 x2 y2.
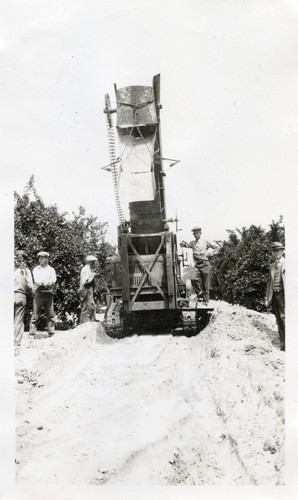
15 301 284 486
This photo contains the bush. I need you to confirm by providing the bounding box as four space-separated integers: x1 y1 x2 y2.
15 176 115 327
210 217 285 312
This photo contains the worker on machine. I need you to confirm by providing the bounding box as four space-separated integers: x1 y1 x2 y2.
180 226 216 306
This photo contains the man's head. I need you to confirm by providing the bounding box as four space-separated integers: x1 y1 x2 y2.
85 255 97 268
15 250 26 268
192 226 202 240
37 251 49 267
271 242 284 260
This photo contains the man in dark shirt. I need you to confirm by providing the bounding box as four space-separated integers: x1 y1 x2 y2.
14 250 33 346
265 241 285 351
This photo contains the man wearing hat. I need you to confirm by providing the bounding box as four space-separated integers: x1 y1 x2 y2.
29 251 57 337
80 255 97 323
265 242 285 351
180 226 216 305
14 250 33 346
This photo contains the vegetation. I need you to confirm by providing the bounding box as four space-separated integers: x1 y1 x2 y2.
14 176 115 328
210 217 285 311
15 176 284 323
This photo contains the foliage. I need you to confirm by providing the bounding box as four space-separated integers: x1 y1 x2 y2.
210 217 285 312
14 176 115 327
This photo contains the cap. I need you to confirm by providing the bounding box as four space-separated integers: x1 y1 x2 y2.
85 255 97 263
271 242 285 250
192 226 202 232
37 251 49 258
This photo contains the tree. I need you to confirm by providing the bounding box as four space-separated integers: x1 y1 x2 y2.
210 217 285 311
14 176 115 327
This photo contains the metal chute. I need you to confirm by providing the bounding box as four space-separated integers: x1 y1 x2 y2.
115 85 158 204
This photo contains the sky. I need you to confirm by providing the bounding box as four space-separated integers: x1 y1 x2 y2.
1 0 297 245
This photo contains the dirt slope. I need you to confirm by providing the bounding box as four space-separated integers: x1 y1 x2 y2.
15 301 284 485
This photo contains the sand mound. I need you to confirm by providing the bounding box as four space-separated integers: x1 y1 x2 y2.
15 301 284 485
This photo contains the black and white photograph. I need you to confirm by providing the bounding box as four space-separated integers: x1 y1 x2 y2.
1 1 298 499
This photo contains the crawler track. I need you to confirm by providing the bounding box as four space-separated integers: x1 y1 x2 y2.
104 307 213 339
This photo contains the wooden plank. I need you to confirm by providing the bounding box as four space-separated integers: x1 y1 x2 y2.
120 233 130 310
131 301 165 311
165 232 176 309
130 232 166 238
152 73 166 221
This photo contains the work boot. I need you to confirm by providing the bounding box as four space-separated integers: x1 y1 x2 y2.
14 344 21 356
47 320 55 336
29 323 36 336
202 294 209 306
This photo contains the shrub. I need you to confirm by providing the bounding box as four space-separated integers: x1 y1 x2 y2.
210 217 285 312
15 176 115 327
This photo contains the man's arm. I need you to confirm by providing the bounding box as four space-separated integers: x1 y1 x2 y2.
49 267 57 285
81 267 96 287
44 267 57 292
32 267 44 292
205 240 219 257
33 267 42 285
180 241 191 248
85 271 96 285
265 267 272 308
25 269 34 292
207 240 218 250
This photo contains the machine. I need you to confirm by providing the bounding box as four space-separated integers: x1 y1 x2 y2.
103 74 213 338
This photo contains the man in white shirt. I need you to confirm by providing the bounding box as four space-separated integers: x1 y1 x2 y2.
29 251 57 337
80 255 97 323
180 226 216 306
14 250 33 346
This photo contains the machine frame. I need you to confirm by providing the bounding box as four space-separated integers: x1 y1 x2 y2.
103 74 213 338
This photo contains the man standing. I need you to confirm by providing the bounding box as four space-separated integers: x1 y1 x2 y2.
180 226 216 306
30 251 57 337
80 255 97 323
265 241 285 351
14 250 33 346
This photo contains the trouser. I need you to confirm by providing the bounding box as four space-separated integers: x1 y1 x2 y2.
80 287 96 324
30 292 55 334
14 293 27 345
191 260 211 303
272 291 285 350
